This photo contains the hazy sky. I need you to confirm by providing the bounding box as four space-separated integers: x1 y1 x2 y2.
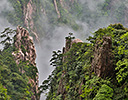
35 25 81 99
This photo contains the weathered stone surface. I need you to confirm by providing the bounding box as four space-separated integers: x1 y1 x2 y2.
12 26 39 100
92 36 114 78
24 0 34 30
23 0 39 42
12 26 36 66
71 38 83 44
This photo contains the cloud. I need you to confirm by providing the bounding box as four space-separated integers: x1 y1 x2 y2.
1 0 127 99
0 0 14 49
35 25 76 99
36 25 78 85
79 0 105 11
0 0 13 13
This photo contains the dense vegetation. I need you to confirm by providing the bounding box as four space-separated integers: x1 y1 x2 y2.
40 24 128 100
1 0 128 99
0 28 38 100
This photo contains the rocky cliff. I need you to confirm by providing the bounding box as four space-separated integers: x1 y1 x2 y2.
4 0 128 44
92 36 114 78
12 26 36 66
23 0 39 42
62 38 83 62
12 26 39 100
40 24 128 100
63 36 114 79
59 36 114 99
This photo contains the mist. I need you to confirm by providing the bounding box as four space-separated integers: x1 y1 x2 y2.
0 0 14 31
80 0 105 11
37 1 128 99
35 25 82 99
0 0 14 49
0 0 128 100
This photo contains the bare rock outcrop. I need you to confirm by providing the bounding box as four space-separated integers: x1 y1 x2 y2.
12 26 36 66
12 26 39 100
71 38 83 45
23 0 39 42
92 36 114 78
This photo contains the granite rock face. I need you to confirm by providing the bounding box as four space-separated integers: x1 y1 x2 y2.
12 26 39 100
92 36 114 78
12 26 36 66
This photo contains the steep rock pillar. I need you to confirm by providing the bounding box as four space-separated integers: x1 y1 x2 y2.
58 38 83 98
53 0 61 18
92 36 114 78
12 26 39 100
13 26 36 66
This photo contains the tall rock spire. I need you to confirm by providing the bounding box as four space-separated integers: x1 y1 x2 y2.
12 26 39 100
92 36 114 78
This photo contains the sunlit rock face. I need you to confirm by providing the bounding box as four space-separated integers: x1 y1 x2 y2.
92 36 114 78
12 26 39 100
12 26 36 66
24 0 34 30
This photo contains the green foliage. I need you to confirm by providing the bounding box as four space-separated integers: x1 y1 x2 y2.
1 0 128 41
0 84 10 100
40 24 128 100
0 46 33 99
93 84 113 100
0 27 16 49
116 59 128 84
7 0 27 26
0 27 38 99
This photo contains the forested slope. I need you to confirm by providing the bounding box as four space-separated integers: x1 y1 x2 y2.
0 0 128 100
40 24 128 100
0 27 39 100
